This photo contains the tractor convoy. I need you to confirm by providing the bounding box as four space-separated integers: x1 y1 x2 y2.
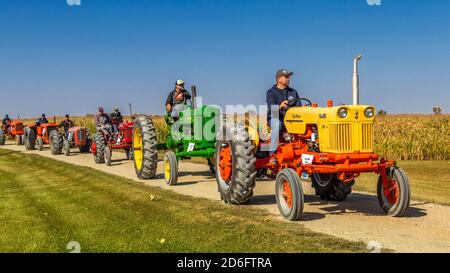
0 119 25 145
0 55 411 221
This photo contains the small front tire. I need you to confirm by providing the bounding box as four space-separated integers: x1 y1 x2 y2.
164 151 178 186
275 168 304 221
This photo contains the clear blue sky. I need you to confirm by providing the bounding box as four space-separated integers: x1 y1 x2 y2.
0 0 449 118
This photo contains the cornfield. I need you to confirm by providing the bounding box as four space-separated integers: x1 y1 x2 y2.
18 114 449 161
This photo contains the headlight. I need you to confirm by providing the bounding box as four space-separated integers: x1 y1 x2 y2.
364 107 375 118
337 108 348 119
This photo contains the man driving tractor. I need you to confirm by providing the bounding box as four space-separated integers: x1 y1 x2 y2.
2 114 11 127
95 107 111 133
59 114 74 138
165 79 192 122
36 114 49 126
109 107 123 134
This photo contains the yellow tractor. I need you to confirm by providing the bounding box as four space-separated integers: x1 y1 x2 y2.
215 55 410 220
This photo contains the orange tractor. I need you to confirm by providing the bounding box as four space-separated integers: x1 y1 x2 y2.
214 55 410 221
24 119 60 152
0 120 25 145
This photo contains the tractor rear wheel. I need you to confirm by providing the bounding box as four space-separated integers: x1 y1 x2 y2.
63 140 71 156
311 173 354 201
0 129 5 145
93 132 106 164
49 130 63 155
104 146 112 166
24 127 36 150
164 151 178 186
132 116 158 179
215 125 257 205
377 167 410 217
275 168 304 221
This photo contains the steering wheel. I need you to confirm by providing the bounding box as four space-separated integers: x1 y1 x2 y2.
299 98 312 107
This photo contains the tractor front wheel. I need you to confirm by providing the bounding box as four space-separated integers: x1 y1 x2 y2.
63 140 71 156
377 167 410 217
24 127 36 150
50 130 63 155
132 116 158 179
0 129 5 145
275 168 304 221
15 135 24 145
104 146 112 166
36 137 44 151
215 125 256 205
164 151 178 186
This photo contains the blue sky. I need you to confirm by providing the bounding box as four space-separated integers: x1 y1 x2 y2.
0 0 449 117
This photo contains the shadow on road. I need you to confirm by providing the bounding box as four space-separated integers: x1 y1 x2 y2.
247 191 427 220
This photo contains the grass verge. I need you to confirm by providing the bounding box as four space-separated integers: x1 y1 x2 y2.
0 148 367 253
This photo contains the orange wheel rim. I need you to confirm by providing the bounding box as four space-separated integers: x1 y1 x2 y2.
219 145 232 182
281 179 293 209
384 178 399 205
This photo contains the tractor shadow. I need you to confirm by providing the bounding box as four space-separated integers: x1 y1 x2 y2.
307 192 427 218
247 195 326 221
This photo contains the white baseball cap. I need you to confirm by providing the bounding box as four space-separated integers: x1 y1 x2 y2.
176 79 184 86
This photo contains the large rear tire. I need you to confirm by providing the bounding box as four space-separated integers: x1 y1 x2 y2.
24 127 36 150
132 116 158 179
164 151 178 186
377 167 410 217
275 168 304 221
93 132 106 164
0 129 5 145
49 130 63 155
215 125 257 204
311 173 354 201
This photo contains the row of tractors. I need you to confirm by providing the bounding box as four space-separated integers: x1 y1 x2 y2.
0 117 134 165
1 55 411 221
130 55 411 221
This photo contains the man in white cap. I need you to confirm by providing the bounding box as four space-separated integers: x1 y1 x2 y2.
165 79 192 121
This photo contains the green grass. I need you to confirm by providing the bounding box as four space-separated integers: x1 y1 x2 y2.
354 161 450 205
0 148 367 253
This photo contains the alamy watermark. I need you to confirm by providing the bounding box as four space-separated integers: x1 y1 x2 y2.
67 0 81 6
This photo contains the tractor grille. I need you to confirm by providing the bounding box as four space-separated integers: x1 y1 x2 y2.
77 129 86 142
15 124 23 131
329 123 352 152
361 123 374 151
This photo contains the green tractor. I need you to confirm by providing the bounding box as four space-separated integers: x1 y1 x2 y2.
132 86 220 185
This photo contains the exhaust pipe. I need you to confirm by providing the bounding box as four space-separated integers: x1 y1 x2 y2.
353 54 362 105
191 85 197 109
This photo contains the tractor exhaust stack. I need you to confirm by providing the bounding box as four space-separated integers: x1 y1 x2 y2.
353 54 362 105
191 85 197 109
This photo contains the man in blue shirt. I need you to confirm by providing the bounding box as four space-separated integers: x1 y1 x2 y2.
266 69 302 130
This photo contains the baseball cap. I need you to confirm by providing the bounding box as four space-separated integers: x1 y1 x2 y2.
176 79 184 86
276 69 294 79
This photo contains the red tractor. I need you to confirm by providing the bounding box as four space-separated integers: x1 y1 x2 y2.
24 122 60 152
50 126 92 156
0 120 25 145
92 121 133 166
